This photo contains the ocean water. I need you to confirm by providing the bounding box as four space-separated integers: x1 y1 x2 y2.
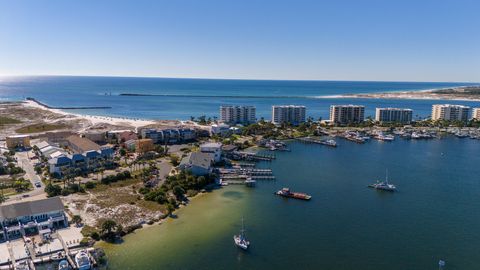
100 138 480 270
0 76 478 120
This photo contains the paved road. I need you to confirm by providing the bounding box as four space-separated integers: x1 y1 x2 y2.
6 150 46 203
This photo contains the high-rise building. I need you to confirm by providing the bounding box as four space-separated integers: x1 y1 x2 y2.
375 108 413 123
220 106 256 125
329 105 365 124
431 104 470 121
472 108 480 120
271 105 306 125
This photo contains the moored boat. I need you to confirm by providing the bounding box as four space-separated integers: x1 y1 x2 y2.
75 250 91 270
320 139 337 147
233 218 250 250
58 260 70 270
275 187 312 200
368 170 396 192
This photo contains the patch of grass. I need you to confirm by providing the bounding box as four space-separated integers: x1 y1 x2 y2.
15 123 69 134
91 178 141 193
0 116 21 125
81 225 98 237
137 199 166 212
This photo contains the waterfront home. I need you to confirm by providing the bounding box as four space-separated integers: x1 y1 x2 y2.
0 197 67 241
179 152 214 176
6 135 31 149
210 123 231 137
200 142 222 163
221 144 238 154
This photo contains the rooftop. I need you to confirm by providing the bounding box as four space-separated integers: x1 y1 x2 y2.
201 142 222 148
66 135 101 153
0 197 64 220
181 152 214 170
34 141 50 150
6 135 30 139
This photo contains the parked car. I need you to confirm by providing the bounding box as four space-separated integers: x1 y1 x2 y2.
35 182 42 188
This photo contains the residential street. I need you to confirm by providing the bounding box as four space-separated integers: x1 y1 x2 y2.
7 150 46 203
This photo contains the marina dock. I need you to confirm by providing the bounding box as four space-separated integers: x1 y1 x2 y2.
219 167 276 185
297 137 337 147
230 151 275 161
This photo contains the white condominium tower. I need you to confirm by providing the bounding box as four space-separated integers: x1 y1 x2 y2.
329 105 365 124
472 108 480 120
431 104 470 121
375 108 413 123
220 105 256 125
271 105 306 125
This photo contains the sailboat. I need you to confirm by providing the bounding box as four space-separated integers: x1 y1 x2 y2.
368 169 397 192
233 218 250 250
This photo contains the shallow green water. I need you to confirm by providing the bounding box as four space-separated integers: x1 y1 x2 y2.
101 138 480 270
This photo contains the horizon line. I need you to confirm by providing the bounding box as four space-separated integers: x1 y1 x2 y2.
0 73 478 85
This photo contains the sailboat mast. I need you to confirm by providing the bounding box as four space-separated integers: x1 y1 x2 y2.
385 169 388 183
241 218 245 236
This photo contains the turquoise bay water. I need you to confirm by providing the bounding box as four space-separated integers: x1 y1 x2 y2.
102 138 480 270
2 76 479 268
0 76 478 120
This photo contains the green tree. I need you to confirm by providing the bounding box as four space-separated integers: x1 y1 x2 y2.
172 185 185 199
100 219 121 242
72 215 82 225
45 183 62 197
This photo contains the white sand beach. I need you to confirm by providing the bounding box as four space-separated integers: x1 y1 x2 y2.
23 99 155 129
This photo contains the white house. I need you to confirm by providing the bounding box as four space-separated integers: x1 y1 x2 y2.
179 152 214 176
200 142 222 163
0 197 67 241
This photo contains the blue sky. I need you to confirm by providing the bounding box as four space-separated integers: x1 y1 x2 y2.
0 0 478 82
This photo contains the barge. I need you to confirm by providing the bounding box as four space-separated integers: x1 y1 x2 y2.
275 188 311 200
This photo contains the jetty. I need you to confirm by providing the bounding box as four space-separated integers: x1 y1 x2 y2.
26 97 112 110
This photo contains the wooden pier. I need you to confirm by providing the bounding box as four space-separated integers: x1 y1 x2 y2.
297 137 337 147
231 151 275 161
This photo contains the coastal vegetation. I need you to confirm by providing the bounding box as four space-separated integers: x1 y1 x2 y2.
0 116 21 126
15 122 69 133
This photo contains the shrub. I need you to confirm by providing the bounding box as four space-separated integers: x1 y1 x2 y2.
45 183 62 197
138 187 150 194
60 189 70 196
85 181 96 189
91 232 100 241
80 237 90 246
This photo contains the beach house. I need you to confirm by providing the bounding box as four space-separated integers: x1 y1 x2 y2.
0 197 67 241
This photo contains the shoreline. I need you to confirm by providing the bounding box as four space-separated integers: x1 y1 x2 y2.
22 99 155 130
315 85 480 102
